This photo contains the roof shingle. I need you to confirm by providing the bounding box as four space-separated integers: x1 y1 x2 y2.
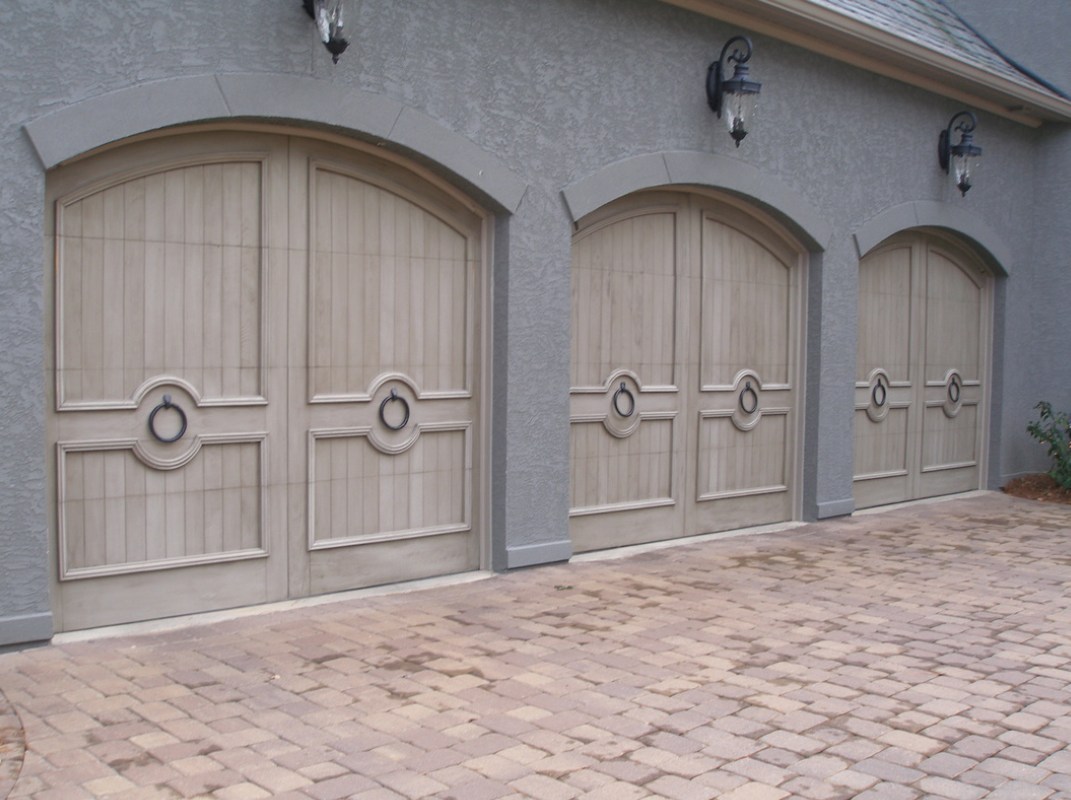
809 0 1065 98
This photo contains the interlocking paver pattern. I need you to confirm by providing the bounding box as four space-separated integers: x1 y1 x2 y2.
2 492 1071 798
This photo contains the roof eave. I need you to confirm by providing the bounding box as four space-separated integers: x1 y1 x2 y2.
661 0 1071 127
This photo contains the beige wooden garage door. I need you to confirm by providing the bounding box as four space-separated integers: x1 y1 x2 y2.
569 191 804 552
853 231 990 509
46 130 485 631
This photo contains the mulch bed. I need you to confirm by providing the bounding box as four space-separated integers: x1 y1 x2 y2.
1002 473 1071 505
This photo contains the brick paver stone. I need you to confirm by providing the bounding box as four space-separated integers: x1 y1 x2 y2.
1 493 1070 799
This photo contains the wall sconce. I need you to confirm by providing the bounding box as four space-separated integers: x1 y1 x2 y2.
938 111 982 196
303 0 349 64
707 35 762 147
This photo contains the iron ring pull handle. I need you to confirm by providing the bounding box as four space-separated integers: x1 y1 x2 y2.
872 379 887 408
739 381 759 415
379 388 411 431
612 382 636 418
948 377 961 404
147 394 188 444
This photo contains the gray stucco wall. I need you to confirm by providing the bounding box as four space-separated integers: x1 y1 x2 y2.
0 0 1064 645
946 0 1071 478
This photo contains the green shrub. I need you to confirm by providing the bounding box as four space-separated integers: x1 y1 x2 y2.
1027 401 1071 489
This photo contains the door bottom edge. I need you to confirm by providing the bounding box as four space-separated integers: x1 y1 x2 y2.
52 569 495 645
571 519 808 564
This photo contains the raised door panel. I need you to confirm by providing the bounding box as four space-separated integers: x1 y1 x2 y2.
693 212 797 532
570 419 674 513
568 202 684 552
292 145 483 595
48 133 291 630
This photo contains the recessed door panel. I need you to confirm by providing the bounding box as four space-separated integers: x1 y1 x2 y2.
309 167 471 399
57 162 265 407
58 441 264 577
699 218 793 387
571 211 678 389
570 419 674 513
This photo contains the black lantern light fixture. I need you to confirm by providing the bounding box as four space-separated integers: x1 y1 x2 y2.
707 35 762 147
938 111 982 196
303 0 349 64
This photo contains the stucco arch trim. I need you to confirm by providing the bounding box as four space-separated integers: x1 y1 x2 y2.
24 73 527 213
560 151 832 250
853 201 1012 274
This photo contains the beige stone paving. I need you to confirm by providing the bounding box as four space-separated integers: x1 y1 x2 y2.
2 492 1071 799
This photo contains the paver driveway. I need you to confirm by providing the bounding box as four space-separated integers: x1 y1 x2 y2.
2 491 1071 799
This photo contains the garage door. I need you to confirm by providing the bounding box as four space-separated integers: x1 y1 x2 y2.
853 231 990 509
569 191 804 552
46 131 485 631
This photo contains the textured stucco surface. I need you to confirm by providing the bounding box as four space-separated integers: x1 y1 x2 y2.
946 0 1071 478
0 0 1067 643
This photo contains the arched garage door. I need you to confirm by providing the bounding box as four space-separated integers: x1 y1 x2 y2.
569 191 805 552
853 231 991 509
46 130 486 631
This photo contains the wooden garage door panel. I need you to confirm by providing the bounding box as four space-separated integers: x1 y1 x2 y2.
700 217 792 388
59 441 264 578
853 407 909 479
570 419 674 513
922 404 978 472
696 414 788 498
309 167 472 399
925 250 982 383
857 244 913 384
310 428 469 545
57 162 265 407
571 211 678 389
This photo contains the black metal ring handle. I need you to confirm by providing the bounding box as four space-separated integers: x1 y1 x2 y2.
948 377 961 404
739 381 759 415
147 394 188 443
612 382 636 418
379 388 411 431
872 379 887 408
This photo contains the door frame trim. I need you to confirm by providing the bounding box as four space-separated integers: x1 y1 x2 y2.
24 74 527 215
561 150 832 251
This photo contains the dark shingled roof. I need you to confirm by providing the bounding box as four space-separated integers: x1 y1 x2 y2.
809 0 1066 99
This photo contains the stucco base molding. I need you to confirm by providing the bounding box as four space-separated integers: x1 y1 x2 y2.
0 612 53 648
505 540 573 569
815 498 855 519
